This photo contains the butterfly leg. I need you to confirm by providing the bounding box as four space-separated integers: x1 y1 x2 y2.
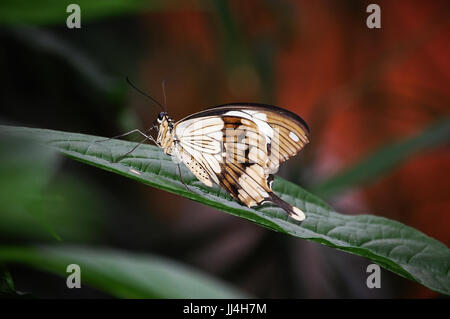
95 129 153 143
96 129 157 162
114 137 148 162
177 162 192 192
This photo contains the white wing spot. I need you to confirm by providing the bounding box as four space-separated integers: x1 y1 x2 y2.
289 131 299 142
291 206 306 221
224 110 273 142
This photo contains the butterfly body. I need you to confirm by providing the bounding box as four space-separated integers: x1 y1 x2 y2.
154 103 310 221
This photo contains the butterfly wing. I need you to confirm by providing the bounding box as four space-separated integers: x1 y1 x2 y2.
176 146 215 188
173 103 310 221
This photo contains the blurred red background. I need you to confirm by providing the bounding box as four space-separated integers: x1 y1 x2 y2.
136 0 449 298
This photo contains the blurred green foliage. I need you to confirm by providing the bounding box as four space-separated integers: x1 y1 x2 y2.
0 136 104 242
0 265 18 297
0 0 162 26
0 245 247 298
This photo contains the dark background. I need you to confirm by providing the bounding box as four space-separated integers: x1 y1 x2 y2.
0 0 449 298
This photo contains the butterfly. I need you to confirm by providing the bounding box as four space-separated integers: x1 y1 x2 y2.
107 80 310 221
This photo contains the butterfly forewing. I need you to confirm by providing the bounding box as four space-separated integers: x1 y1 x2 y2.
171 103 309 221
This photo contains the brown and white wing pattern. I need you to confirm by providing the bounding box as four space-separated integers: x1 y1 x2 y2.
173 103 310 221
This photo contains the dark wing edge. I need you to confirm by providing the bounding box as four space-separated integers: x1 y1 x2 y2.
178 103 310 138
218 160 306 221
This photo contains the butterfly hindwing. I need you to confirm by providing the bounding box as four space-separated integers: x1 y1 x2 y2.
176 146 214 187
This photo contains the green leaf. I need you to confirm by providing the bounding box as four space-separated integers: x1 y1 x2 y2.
1 125 449 295
312 118 450 197
0 245 246 298
0 0 164 26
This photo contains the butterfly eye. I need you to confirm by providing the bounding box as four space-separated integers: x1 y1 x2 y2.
158 112 166 123
157 112 165 123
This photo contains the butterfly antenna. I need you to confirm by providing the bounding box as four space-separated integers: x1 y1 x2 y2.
126 76 166 112
161 79 167 110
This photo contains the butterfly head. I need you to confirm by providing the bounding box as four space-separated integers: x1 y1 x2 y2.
154 112 174 152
